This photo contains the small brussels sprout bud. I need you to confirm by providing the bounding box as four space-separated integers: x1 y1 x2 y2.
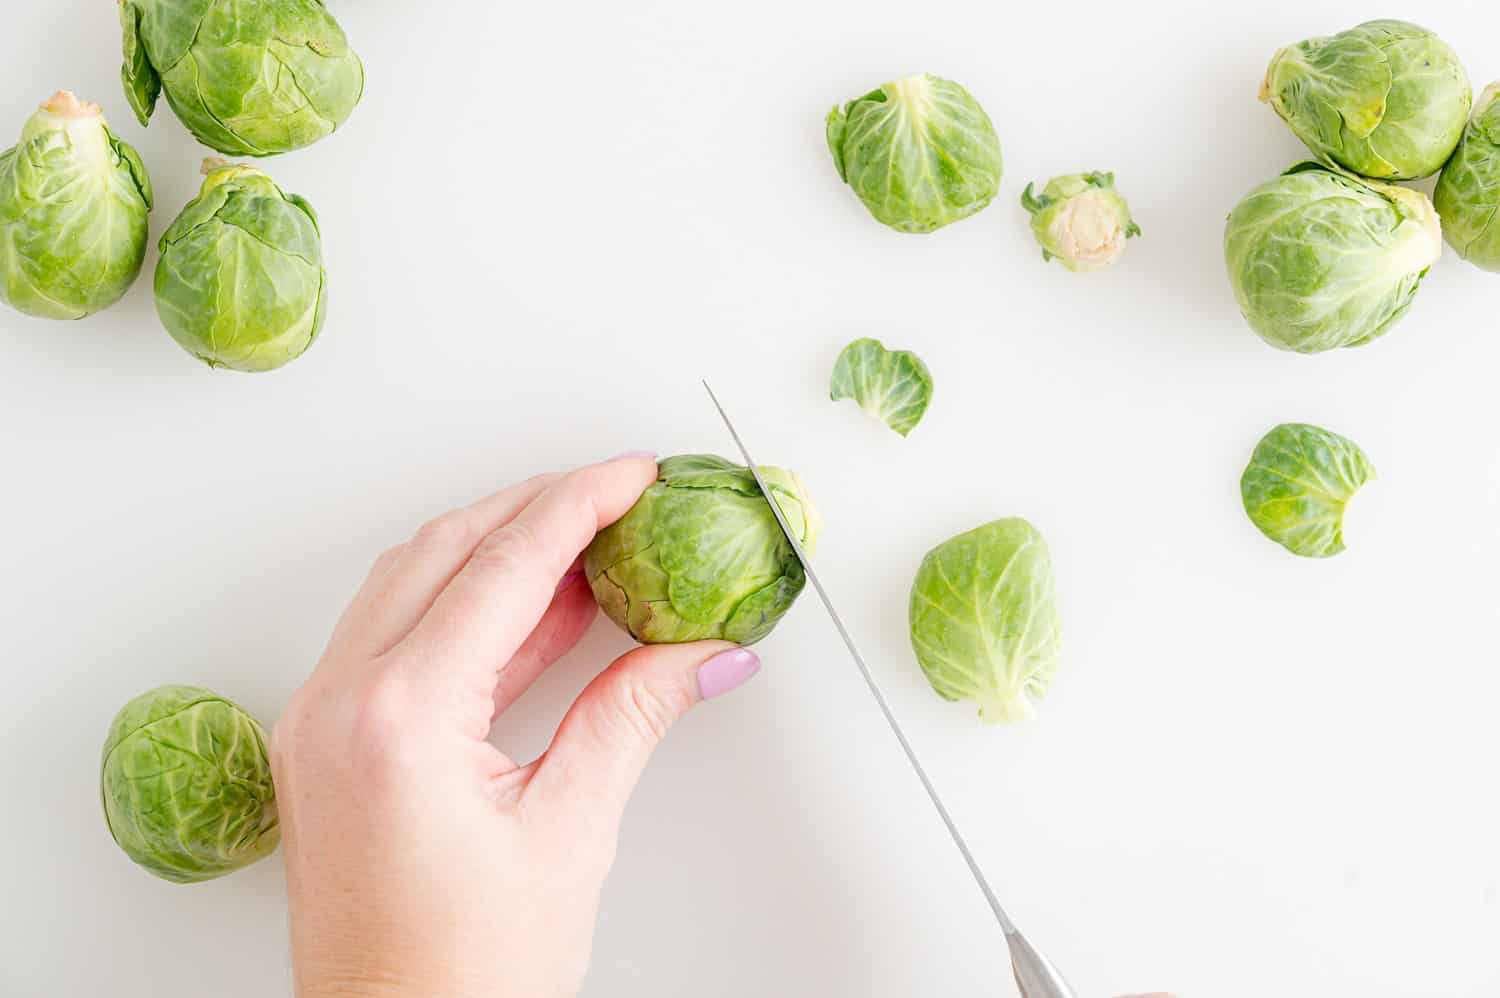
909 519 1061 724
0 91 152 319
120 0 364 156
101 686 280 884
826 73 1003 233
585 455 821 645
1020 172 1140 272
154 160 327 372
1260 19 1470 180
1240 424 1375 558
1224 162 1440 353
1434 82 1500 272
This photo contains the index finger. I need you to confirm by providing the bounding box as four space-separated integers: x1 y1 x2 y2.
398 455 658 696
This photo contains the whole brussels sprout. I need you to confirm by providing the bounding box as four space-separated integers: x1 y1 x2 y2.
1240 423 1374 559
1434 83 1500 271
155 160 327 372
101 685 280 884
826 73 1003 233
1224 162 1440 353
908 519 1061 724
0 91 152 320
585 455 821 645
1260 19 1470 180
1020 172 1140 272
120 0 364 157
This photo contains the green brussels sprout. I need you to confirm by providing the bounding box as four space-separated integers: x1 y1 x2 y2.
1020 172 1141 272
829 337 933 437
0 91 152 320
1260 20 1470 180
1240 423 1375 558
826 73 1003 233
101 685 280 884
585 455 821 645
119 0 364 157
155 160 327 372
1224 162 1440 354
908 519 1061 724
1434 83 1500 272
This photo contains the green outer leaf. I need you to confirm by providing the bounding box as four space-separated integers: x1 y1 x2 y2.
829 337 933 436
1223 161 1440 353
908 519 1061 725
1434 83 1500 271
100 685 280 884
0 105 153 320
1261 19 1470 180
1240 423 1375 558
825 73 1003 233
122 0 364 157
154 164 327 372
584 455 821 646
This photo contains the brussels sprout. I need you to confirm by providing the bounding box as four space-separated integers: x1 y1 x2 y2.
119 0 364 157
826 73 1003 233
1020 172 1140 272
1434 83 1500 271
1224 162 1440 353
101 685 279 884
0 91 152 320
155 160 327 372
908 519 1061 724
829 338 933 437
1240 423 1374 558
1260 20 1470 181
585 455 821 645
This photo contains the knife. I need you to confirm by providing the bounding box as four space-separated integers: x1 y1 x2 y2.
704 381 1078 998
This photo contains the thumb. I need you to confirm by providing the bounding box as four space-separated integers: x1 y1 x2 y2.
530 641 761 819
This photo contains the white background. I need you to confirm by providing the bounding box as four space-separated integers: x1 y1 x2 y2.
2 1 1498 995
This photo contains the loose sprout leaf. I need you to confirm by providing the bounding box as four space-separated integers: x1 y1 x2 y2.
1239 423 1376 558
829 338 933 437
1260 19 1470 180
908 519 1061 724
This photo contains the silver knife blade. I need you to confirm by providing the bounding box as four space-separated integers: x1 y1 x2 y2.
703 380 1077 998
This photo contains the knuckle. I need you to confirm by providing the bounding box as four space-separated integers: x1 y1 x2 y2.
348 672 423 768
604 678 688 746
472 519 545 572
410 510 472 552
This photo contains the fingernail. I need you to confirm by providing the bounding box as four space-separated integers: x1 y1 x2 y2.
609 450 657 462
697 648 761 700
555 568 584 594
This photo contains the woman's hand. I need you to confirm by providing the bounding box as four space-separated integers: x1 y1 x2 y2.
271 455 761 998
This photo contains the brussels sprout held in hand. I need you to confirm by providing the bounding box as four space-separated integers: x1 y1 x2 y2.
120 0 364 157
1240 424 1375 558
1260 19 1470 180
1021 172 1140 272
155 160 327 372
585 455 821 645
1224 162 1440 354
0 91 152 320
909 519 1061 724
829 338 933 437
1434 83 1500 272
101 685 280 884
826 73 1003 233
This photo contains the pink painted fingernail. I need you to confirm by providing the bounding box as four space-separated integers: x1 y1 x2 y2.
555 568 584 594
697 648 761 700
609 450 657 462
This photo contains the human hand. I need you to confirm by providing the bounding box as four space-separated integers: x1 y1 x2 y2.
270 455 762 998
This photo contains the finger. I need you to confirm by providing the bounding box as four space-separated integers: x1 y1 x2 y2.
489 569 598 719
399 456 658 701
323 542 406 655
526 641 760 822
343 473 561 657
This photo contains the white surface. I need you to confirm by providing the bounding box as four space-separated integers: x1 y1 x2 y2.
3 1 1499 995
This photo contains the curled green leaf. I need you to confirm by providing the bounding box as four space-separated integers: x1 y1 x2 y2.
1240 423 1375 558
829 338 933 437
